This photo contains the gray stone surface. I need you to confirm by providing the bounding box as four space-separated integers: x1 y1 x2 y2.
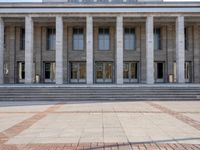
0 18 4 84
146 16 154 84
1 15 200 85
116 16 123 84
56 16 64 84
176 16 185 83
86 16 93 84
0 101 199 144
25 16 34 84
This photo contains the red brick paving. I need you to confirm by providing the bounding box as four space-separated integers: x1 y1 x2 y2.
147 102 200 131
0 103 64 150
1 143 200 150
0 102 200 150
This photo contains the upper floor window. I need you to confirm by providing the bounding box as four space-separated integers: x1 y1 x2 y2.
47 28 56 50
20 28 25 50
185 28 188 50
73 28 84 50
98 28 110 50
124 28 136 50
4 28 6 48
154 28 161 50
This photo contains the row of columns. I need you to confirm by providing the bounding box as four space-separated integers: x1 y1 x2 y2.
0 15 185 84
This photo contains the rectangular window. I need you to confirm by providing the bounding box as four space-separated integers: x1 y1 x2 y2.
123 63 129 79
98 28 110 50
154 28 161 50
131 63 138 79
47 28 56 50
79 63 86 79
185 61 192 82
20 28 25 50
96 63 103 79
71 63 78 79
185 28 188 50
124 28 135 50
73 28 84 50
4 28 6 48
105 63 112 79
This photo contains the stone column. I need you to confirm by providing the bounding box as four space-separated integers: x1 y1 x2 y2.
146 16 154 84
116 16 123 84
25 16 34 84
176 16 185 83
86 16 93 84
193 25 200 83
56 16 63 84
0 18 4 84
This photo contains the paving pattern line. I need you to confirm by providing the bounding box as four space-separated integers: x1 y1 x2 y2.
0 143 200 150
146 102 200 131
0 102 64 145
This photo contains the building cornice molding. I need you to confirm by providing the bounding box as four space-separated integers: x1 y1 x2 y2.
0 7 200 15
0 3 200 8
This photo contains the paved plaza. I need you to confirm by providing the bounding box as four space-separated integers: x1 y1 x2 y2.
0 101 200 150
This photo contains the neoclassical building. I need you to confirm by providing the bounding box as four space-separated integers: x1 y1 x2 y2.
0 0 200 85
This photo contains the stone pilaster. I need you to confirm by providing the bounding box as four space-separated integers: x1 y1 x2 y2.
56 16 63 84
193 25 200 83
25 16 34 84
86 16 93 84
0 18 4 84
167 24 174 82
176 16 185 83
146 16 154 84
116 16 123 84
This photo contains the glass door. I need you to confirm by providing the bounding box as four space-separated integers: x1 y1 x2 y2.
123 62 138 83
95 62 113 83
185 61 192 83
173 62 192 83
70 62 86 83
44 62 56 83
18 62 25 83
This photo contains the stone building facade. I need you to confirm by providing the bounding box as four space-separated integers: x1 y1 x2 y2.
0 0 200 85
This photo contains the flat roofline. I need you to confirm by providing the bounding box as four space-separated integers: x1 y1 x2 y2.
0 2 200 8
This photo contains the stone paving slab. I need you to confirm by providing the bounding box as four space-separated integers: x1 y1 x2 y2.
0 101 199 150
155 101 200 113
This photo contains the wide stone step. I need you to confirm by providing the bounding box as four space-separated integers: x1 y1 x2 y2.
0 97 198 101
0 86 199 101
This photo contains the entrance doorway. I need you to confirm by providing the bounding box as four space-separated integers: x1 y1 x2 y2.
70 62 86 83
95 62 113 83
18 62 25 83
123 62 138 83
173 61 192 83
155 62 165 83
44 62 56 83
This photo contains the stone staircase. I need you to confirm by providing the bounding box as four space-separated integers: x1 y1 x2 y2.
0 85 200 101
